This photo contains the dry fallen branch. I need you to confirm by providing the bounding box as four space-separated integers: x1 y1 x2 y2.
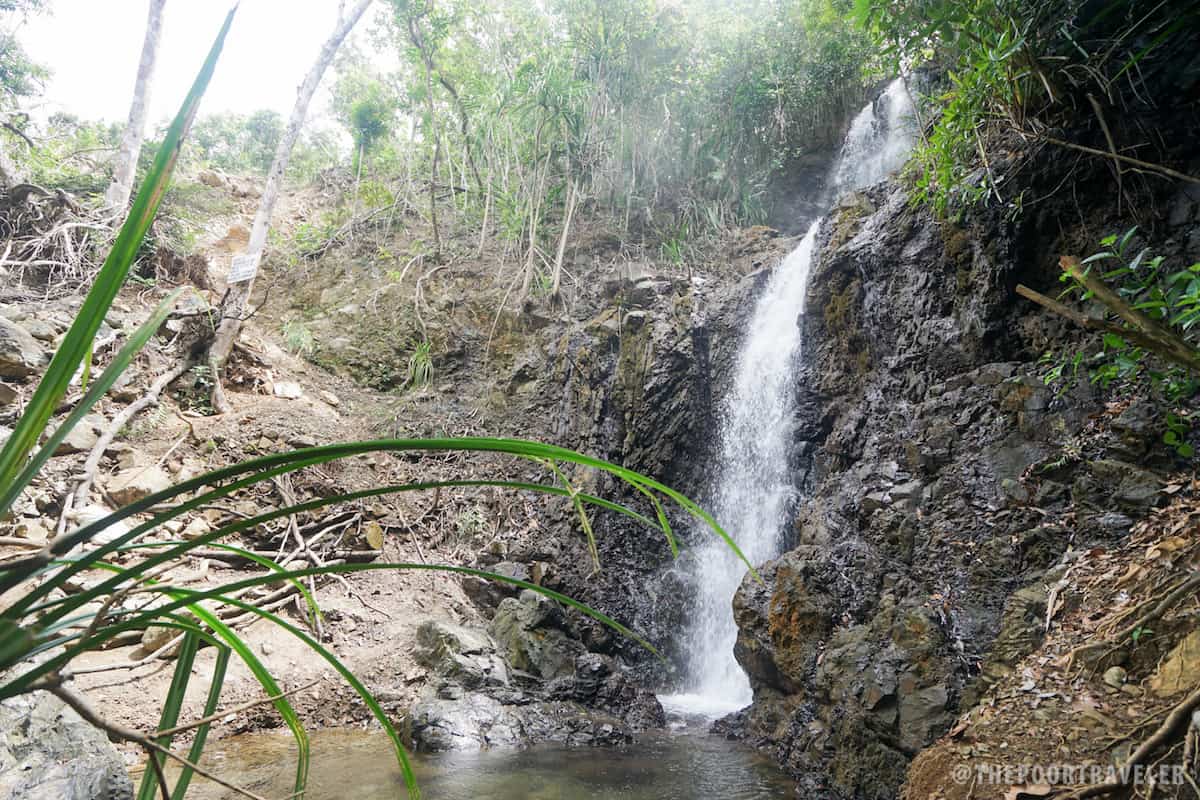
1017 257 1200 375
1032 131 1200 185
1059 256 1200 371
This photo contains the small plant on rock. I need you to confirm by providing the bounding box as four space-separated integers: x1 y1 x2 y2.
282 319 315 356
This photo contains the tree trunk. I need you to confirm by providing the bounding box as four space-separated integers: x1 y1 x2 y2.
207 0 373 413
408 13 442 261
105 0 167 215
550 175 577 299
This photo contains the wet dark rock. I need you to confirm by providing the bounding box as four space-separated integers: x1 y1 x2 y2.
720 175 1182 797
404 690 630 752
567 653 665 731
460 561 530 611
1087 459 1162 509
408 611 662 753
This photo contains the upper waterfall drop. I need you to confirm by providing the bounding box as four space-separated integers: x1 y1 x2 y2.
662 77 916 717
832 78 917 195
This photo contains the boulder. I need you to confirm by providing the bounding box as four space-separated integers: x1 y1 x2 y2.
568 652 665 730
18 316 61 342
413 620 509 690
461 561 529 610
0 318 49 378
488 590 585 680
0 691 133 800
272 381 304 400
733 550 833 694
0 381 16 406
69 504 132 545
198 169 228 188
53 414 104 455
404 688 631 753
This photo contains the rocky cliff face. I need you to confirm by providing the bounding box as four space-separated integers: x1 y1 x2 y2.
718 164 1200 797
462 228 795 683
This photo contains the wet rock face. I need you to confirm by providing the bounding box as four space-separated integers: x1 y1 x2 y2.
0 691 134 800
726 180 1182 798
474 254 779 681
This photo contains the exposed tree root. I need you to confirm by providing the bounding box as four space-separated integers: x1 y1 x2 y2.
1067 573 1200 669
1060 685 1200 799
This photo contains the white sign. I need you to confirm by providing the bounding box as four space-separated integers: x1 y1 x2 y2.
228 252 261 284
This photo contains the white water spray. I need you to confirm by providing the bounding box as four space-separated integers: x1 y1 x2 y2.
662 78 916 718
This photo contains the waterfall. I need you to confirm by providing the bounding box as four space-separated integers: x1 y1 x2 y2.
831 78 918 195
662 78 916 718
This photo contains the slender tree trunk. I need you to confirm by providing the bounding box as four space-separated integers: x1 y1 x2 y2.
408 14 442 261
550 175 577 299
437 72 483 191
105 0 167 215
207 0 373 413
0 139 25 187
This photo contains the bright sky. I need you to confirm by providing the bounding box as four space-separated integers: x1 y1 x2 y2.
23 1 353 124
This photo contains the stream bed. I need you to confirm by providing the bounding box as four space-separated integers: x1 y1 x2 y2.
174 724 795 799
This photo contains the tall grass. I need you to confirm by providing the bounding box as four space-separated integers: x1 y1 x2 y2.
0 6 745 799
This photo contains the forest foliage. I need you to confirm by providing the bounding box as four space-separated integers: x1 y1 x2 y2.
0 0 884 259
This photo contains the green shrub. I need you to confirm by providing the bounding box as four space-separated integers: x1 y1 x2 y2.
1039 227 1200 458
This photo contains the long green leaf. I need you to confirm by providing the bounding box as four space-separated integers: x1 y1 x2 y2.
174 599 310 798
0 8 235 502
137 630 200 800
172 645 230 800
165 588 420 799
1 439 748 613
17 474 676 631
121 539 324 632
5 562 657 702
16 478 653 624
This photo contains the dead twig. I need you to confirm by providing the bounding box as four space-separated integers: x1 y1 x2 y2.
153 679 321 739
1036 132 1200 185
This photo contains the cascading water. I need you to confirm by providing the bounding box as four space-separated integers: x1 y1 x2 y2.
831 78 918 194
662 78 916 717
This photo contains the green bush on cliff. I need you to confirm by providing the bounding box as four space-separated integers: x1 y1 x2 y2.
1039 228 1200 458
856 0 1199 216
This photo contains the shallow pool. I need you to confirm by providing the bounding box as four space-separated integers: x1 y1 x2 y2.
175 723 795 799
